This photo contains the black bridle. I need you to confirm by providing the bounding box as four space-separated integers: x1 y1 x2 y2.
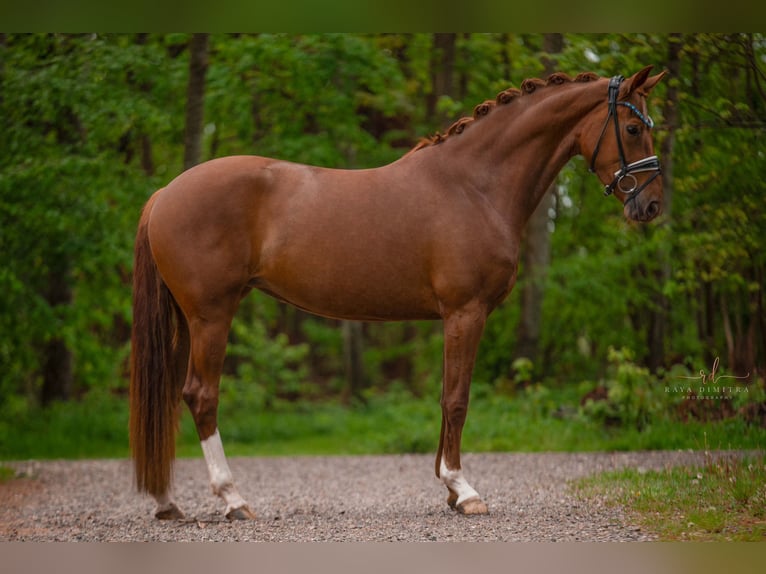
589 75 661 203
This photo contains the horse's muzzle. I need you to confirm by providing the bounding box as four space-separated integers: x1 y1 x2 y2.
626 198 662 222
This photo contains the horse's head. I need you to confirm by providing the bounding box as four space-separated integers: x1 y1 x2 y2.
583 66 667 222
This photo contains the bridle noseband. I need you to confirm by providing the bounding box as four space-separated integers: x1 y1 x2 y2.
589 75 661 203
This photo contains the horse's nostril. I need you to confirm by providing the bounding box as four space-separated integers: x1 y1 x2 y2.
645 201 660 220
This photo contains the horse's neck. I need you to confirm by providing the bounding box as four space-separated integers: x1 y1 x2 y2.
434 82 604 234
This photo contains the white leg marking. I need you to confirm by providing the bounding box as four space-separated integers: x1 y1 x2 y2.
201 429 248 514
153 491 176 513
440 459 480 506
154 491 173 506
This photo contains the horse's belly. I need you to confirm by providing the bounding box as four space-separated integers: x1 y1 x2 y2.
253 247 441 322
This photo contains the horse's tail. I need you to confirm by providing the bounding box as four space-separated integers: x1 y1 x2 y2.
129 193 187 497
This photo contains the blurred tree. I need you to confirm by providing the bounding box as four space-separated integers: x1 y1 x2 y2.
0 34 184 408
667 33 765 377
342 321 366 403
0 34 763 415
513 33 562 371
427 33 457 128
645 33 682 372
183 33 209 170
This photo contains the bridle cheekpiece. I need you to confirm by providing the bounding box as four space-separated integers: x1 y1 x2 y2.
589 75 661 202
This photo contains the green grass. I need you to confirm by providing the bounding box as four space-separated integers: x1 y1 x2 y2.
0 389 133 460
1 384 764 460
0 465 15 482
574 453 766 541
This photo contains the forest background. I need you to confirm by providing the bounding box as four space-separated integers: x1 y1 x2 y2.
1 33 764 459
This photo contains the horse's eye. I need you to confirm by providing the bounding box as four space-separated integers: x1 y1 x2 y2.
627 124 640 136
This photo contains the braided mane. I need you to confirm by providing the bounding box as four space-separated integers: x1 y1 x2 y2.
409 71 601 153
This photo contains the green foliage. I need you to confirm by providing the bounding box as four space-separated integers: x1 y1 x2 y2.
0 34 175 406
0 465 14 482
206 34 409 168
580 347 662 430
1 34 764 459
3 383 764 461
474 300 520 384
511 357 534 384
221 315 310 412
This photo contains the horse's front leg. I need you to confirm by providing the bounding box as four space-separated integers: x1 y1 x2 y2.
435 304 489 515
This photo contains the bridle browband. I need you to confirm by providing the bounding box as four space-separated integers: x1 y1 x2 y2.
589 75 661 203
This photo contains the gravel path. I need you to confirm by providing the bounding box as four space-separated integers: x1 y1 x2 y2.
0 451 738 542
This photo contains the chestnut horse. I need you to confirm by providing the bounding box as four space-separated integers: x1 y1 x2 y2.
130 67 666 520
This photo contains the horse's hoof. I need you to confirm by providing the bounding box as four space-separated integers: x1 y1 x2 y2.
226 505 256 520
155 502 185 520
447 492 458 510
456 497 489 516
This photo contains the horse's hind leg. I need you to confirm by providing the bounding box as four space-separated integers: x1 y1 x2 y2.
183 314 255 520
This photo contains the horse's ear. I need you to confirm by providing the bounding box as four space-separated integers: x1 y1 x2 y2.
622 66 667 98
638 69 668 96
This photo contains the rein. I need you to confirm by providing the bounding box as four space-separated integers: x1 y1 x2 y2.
589 75 661 203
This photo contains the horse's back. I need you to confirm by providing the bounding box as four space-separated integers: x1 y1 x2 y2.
144 154 516 321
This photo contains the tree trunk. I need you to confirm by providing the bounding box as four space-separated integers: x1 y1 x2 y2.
0 33 6 109
499 34 512 83
758 263 766 377
132 34 156 176
426 33 457 127
646 33 682 373
41 260 73 405
342 321 366 404
339 145 366 402
512 33 561 370
39 37 81 405
721 289 757 379
703 280 716 366
514 191 553 366
183 33 209 170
